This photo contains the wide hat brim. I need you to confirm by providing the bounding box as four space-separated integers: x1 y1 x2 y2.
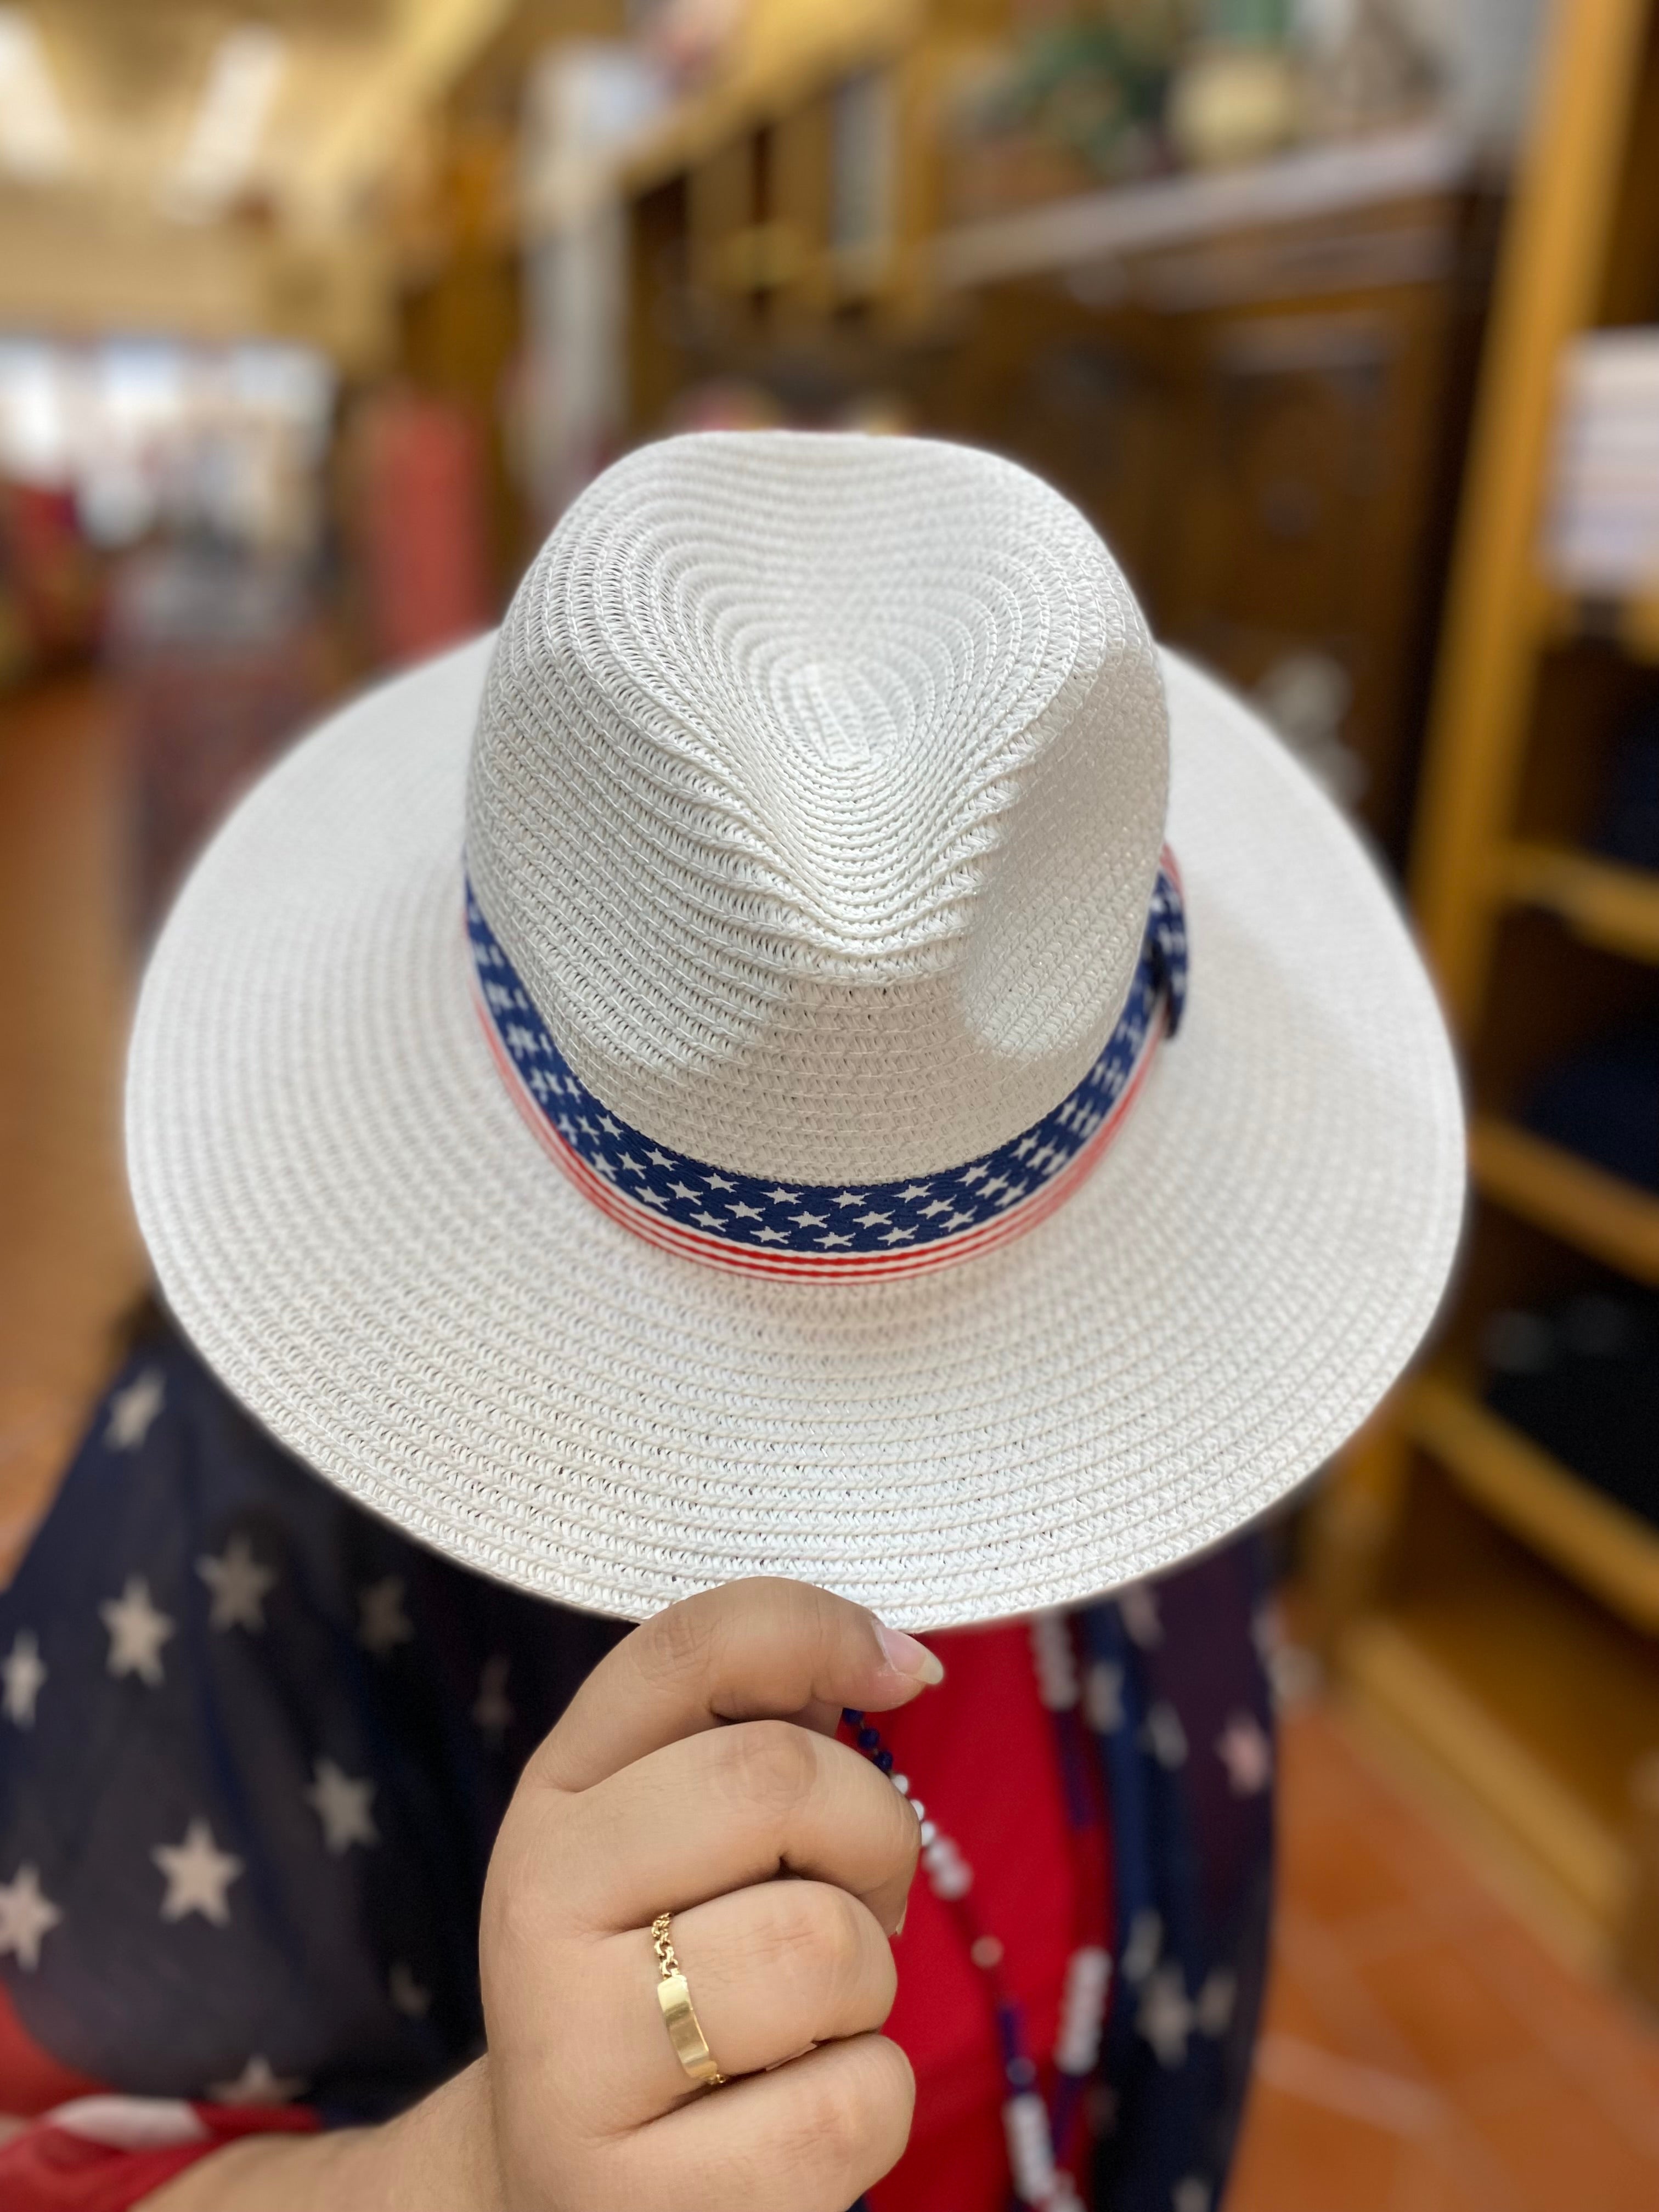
127 636 1464 1629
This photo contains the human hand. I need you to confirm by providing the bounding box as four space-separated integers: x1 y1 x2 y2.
138 1576 939 2212
477 1575 941 2211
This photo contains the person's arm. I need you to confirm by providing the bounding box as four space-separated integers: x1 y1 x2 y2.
132 1578 940 2212
138 2060 499 2210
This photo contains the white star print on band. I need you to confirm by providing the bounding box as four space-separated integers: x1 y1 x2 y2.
104 1368 166 1451
0 1863 62 1970
357 1577 414 1658
209 2055 305 2105
305 1758 379 1853
467 856 1185 1280
153 1819 244 1926
101 1576 176 1686
196 1536 276 1633
2 1629 47 1727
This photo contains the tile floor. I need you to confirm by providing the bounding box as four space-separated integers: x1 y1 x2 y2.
1229 1701 1659 2212
4 675 1659 2202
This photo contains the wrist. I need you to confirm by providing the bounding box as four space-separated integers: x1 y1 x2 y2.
369 2057 506 2211
138 2061 504 2212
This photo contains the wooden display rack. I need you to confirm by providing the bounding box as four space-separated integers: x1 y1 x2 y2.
1311 0 1659 1997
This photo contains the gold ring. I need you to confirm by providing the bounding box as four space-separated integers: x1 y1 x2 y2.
651 1913 726 2088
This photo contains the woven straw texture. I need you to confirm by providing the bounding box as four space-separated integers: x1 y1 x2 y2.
128 683 1463 1625
467 435 1167 1183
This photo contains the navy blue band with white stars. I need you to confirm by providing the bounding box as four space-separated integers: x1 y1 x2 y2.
467 853 1186 1281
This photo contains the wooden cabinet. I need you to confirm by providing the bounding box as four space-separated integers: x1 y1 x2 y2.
624 120 1494 862
913 172 1494 860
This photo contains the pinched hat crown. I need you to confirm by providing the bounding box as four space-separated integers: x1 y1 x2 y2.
465 432 1169 1186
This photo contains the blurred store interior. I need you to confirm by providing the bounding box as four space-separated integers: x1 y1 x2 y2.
4 0 1659 2203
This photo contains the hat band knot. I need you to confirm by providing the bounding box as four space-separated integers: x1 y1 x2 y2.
466 853 1186 1282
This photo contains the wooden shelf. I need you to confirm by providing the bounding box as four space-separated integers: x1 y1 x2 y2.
1343 1514 1659 1944
1404 1374 1659 1634
1492 843 1659 963
1470 1116 1659 1282
1538 584 1659 664
1343 1610 1632 1944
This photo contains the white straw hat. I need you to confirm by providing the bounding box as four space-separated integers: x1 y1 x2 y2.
126 432 1463 1628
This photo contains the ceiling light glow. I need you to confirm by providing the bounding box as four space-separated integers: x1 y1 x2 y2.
163 23 287 220
0 8 74 183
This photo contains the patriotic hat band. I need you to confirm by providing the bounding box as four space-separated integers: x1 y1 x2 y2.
467 853 1187 1282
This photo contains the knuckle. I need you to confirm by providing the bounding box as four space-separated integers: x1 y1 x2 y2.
717 1716 820 1817
634 1593 721 1688
752 1883 887 2019
800 2040 915 2172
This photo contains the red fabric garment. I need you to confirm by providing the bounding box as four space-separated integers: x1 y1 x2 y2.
869 1618 1111 2212
0 1985 103 2118
0 2099 317 2212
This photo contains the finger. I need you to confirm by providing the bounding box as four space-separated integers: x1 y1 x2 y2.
550 1716 921 1934
607 2035 915 2212
529 1577 943 1793
592 1881 898 2127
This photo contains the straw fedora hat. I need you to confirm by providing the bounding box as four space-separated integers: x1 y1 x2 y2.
127 432 1463 1628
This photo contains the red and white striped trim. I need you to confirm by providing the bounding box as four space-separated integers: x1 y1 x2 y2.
471 981 1167 1282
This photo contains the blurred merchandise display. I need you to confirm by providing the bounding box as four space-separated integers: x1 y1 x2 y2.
617 18 1491 857
0 479 101 681
0 338 333 558
1306 0 1659 2002
110 545 328 942
1301 0 1441 142
345 390 494 669
1545 329 1659 597
520 40 672 522
0 337 331 696
1484 1291 1659 1531
0 335 335 925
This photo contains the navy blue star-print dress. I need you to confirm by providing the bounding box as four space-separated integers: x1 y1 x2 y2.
0 1324 1274 2210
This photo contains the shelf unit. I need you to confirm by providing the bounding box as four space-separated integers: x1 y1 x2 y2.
1311 0 1659 1997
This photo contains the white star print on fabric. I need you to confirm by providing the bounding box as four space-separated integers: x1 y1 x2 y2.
153 1819 244 1926
209 2055 305 2106
1137 1963 1193 2068
1215 1711 1273 1796
389 1961 432 2018
1250 1599 1282 1669
357 1576 414 1658
1195 1968 1237 2037
1141 1700 1188 1769
0 1863 62 1970
305 1758 379 1854
2 1628 47 1727
101 1577 176 1686
472 1654 514 1745
1120 1907 1163 1984
1083 1659 1124 1734
1173 2179 1212 2212
196 1536 276 1633
104 1368 166 1451
1118 1584 1163 1649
